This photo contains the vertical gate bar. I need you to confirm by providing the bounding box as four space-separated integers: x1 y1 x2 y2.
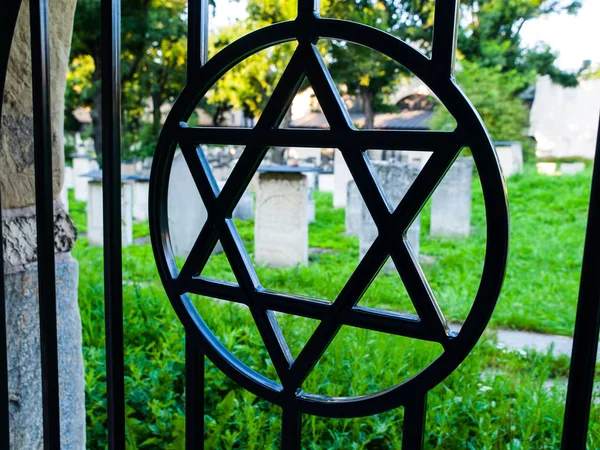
0 3 23 447
561 116 600 450
101 0 125 448
30 0 61 447
281 409 302 449
431 0 459 75
186 334 204 450
297 0 320 19
185 3 208 446
402 395 427 450
187 0 209 82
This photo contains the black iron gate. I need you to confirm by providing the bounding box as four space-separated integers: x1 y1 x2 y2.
0 0 599 449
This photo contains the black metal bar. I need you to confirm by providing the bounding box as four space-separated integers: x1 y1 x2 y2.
177 126 452 151
281 409 302 449
297 0 319 20
30 0 61 447
0 2 23 446
101 0 125 448
187 0 208 82
431 0 459 75
561 115 600 450
186 334 204 450
402 394 427 450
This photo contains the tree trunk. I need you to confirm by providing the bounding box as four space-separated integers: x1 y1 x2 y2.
91 62 103 166
271 108 292 164
360 85 375 130
151 91 163 133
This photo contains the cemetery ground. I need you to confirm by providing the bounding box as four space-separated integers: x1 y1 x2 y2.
70 167 600 448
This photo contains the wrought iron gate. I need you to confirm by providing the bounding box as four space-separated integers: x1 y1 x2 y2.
0 0 599 448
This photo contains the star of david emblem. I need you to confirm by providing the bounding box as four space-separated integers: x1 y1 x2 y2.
149 10 509 418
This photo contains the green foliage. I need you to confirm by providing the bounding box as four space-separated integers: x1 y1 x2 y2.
72 169 600 448
431 61 531 142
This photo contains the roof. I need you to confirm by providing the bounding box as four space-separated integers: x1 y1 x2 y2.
290 110 434 130
258 164 320 174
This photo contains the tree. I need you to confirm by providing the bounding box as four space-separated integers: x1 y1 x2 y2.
67 0 188 163
430 60 531 142
457 0 583 88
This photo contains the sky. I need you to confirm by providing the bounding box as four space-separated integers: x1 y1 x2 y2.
211 0 600 71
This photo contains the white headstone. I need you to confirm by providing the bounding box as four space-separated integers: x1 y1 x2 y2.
334 150 352 208
495 141 523 177
121 162 136 175
560 162 586 175
168 151 221 258
345 180 361 236
87 180 133 247
318 173 334 193
359 161 421 269
133 179 149 222
307 189 316 223
430 157 473 237
255 171 308 267
537 162 557 176
73 156 98 201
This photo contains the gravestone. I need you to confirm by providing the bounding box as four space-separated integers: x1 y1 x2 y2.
121 161 137 175
72 155 98 201
430 157 473 237
560 162 585 175
132 175 150 222
255 167 308 267
537 162 557 175
333 150 352 208
307 189 316 223
83 171 134 247
359 161 421 269
345 180 361 236
495 141 523 177
318 172 334 193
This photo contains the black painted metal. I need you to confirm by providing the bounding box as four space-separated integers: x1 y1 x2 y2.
101 0 126 448
0 2 23 446
561 115 600 450
30 0 61 447
186 334 204 450
150 0 509 446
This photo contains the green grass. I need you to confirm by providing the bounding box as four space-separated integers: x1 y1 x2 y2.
71 167 599 448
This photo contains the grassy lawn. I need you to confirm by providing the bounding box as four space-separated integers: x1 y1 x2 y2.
70 166 600 448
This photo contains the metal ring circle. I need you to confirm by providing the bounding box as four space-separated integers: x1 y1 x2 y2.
149 18 509 418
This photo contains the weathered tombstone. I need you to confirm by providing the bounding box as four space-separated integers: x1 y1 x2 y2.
83 171 134 247
333 149 352 208
537 162 557 175
495 141 523 177
359 161 421 269
307 188 316 223
430 157 473 237
398 150 431 169
560 162 586 175
318 172 334 193
345 180 361 236
255 166 308 267
72 155 98 201
132 175 150 222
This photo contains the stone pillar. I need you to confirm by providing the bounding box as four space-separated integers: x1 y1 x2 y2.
333 150 352 208
359 161 421 270
317 173 334 193
345 180 361 236
132 177 150 222
430 157 473 238
1 0 84 448
255 170 308 267
86 176 133 247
